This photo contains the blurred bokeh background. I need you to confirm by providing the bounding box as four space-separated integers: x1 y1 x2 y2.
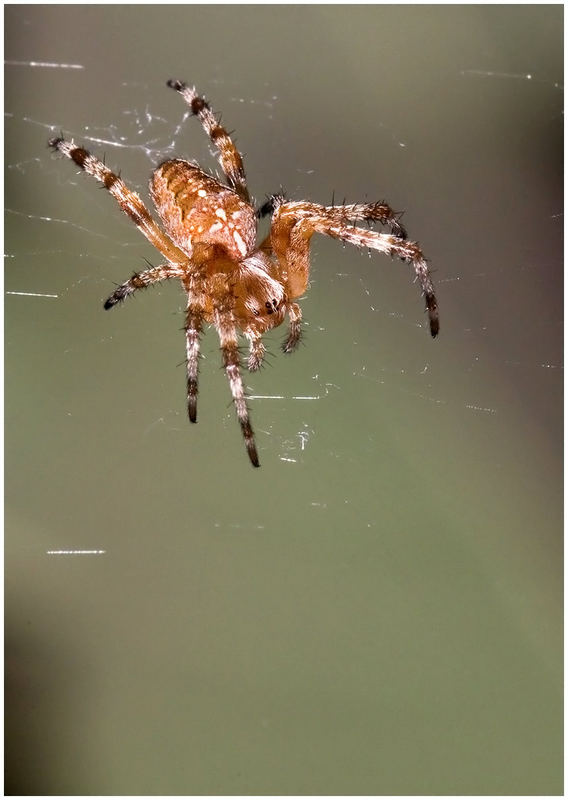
5 5 562 795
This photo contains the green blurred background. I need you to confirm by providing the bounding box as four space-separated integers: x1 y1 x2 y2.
5 5 562 795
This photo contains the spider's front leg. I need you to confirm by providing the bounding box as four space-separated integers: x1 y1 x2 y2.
270 201 439 337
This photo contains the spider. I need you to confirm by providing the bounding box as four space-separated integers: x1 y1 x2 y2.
48 79 439 468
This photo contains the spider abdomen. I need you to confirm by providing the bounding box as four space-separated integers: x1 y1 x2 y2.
150 159 256 262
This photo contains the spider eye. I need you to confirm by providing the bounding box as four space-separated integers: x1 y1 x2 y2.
264 298 280 315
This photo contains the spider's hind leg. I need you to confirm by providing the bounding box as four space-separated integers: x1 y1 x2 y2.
167 79 250 204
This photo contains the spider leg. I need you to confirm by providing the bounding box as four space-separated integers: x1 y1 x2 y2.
185 300 203 423
271 201 439 337
213 306 259 467
310 225 439 337
330 201 407 239
167 79 250 204
48 138 189 267
256 223 303 353
104 263 186 309
282 302 303 353
245 332 266 372
256 192 286 219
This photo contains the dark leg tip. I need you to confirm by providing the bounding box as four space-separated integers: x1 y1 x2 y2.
167 79 185 92
256 193 285 219
104 285 132 309
282 329 301 354
425 293 439 337
248 446 260 468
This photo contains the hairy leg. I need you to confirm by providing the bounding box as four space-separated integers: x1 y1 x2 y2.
185 300 203 423
167 79 250 204
282 302 303 353
48 138 188 267
272 201 439 337
245 332 266 372
104 263 186 309
214 307 260 467
300 224 439 337
326 201 407 238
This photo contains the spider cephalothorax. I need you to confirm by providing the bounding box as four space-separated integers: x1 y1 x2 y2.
49 79 439 467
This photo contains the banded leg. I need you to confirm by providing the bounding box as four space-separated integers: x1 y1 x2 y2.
104 263 186 309
167 79 250 204
272 201 439 337
328 201 407 239
306 224 438 337
48 138 189 267
185 302 203 423
214 307 259 467
268 200 405 257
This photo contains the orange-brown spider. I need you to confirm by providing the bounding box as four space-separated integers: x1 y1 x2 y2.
48 79 439 467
